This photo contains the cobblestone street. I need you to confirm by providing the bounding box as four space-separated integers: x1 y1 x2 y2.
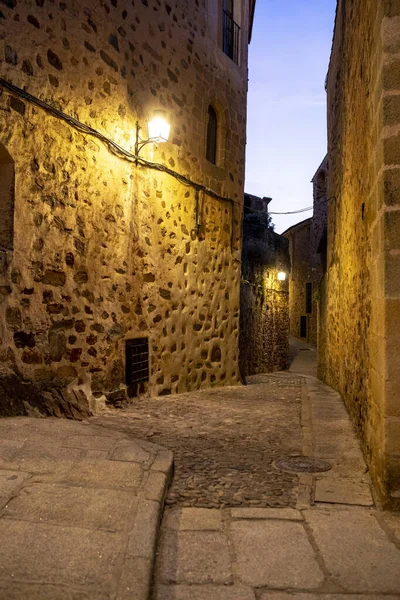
95 373 303 508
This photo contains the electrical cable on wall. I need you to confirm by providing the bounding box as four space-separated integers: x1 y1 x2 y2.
0 77 237 209
0 77 334 223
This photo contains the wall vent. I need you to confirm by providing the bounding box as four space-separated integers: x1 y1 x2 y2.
125 338 149 386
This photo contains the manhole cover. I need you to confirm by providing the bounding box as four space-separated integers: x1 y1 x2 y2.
274 457 332 473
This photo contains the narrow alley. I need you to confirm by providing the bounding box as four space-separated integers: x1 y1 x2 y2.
91 340 400 599
0 1 399 599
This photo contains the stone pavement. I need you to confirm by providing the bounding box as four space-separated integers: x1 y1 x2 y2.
0 337 399 600
154 504 400 600
0 417 173 600
93 374 304 508
152 338 400 599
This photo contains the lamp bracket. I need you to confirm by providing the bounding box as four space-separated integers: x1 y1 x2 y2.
135 121 156 157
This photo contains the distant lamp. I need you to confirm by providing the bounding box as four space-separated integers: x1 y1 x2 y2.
277 271 287 281
135 110 170 156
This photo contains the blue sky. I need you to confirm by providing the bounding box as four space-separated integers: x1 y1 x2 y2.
245 0 337 233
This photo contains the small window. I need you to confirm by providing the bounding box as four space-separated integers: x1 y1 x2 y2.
206 105 218 165
300 316 307 338
306 282 312 314
222 0 240 64
126 338 149 385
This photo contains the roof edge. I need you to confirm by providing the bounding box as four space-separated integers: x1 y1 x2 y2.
311 154 328 182
281 217 313 237
249 0 256 43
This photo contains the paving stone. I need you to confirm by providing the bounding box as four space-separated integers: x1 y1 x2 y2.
231 508 302 520
2 482 138 530
62 435 118 451
84 450 110 460
111 442 153 463
164 507 223 530
304 508 400 592
157 530 232 584
0 582 110 599
0 519 122 588
0 470 30 509
152 449 174 472
230 519 324 588
65 459 143 489
259 594 400 600
315 478 374 506
116 556 151 600
144 470 169 501
155 585 256 600
128 499 160 558
4 443 82 474
0 440 24 463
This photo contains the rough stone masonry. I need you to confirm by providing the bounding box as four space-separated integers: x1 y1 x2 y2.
0 0 255 415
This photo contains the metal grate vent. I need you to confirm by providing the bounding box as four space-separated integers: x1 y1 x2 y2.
126 338 149 386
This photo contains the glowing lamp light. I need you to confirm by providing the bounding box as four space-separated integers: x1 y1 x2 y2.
277 271 287 281
135 110 171 157
148 110 170 143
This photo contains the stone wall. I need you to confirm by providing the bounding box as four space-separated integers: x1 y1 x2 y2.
319 0 400 507
0 0 253 414
239 195 290 377
284 157 328 348
284 218 313 344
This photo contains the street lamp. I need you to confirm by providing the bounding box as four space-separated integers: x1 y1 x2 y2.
277 271 286 281
135 110 170 156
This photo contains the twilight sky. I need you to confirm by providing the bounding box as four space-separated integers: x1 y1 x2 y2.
245 0 337 233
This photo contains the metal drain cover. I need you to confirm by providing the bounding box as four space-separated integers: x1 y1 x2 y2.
274 456 332 474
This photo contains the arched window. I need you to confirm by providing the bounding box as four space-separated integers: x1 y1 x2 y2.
206 105 218 165
0 144 15 252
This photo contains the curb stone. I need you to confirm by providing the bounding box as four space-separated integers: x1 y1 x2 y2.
117 447 174 600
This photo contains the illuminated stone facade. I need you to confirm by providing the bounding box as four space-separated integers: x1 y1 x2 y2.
0 0 255 414
239 193 290 377
319 0 400 507
283 156 328 347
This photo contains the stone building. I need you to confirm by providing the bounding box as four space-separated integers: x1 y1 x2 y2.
0 0 256 415
283 156 328 347
319 0 400 508
239 193 290 378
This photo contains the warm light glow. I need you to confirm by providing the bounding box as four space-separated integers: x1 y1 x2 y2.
148 111 170 143
277 271 286 281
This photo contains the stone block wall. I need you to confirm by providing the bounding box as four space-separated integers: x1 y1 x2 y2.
239 200 290 378
319 0 400 507
0 0 253 413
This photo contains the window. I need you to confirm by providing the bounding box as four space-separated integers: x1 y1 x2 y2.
206 105 218 165
126 338 149 386
300 316 307 338
222 0 240 64
0 144 15 253
306 282 312 314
